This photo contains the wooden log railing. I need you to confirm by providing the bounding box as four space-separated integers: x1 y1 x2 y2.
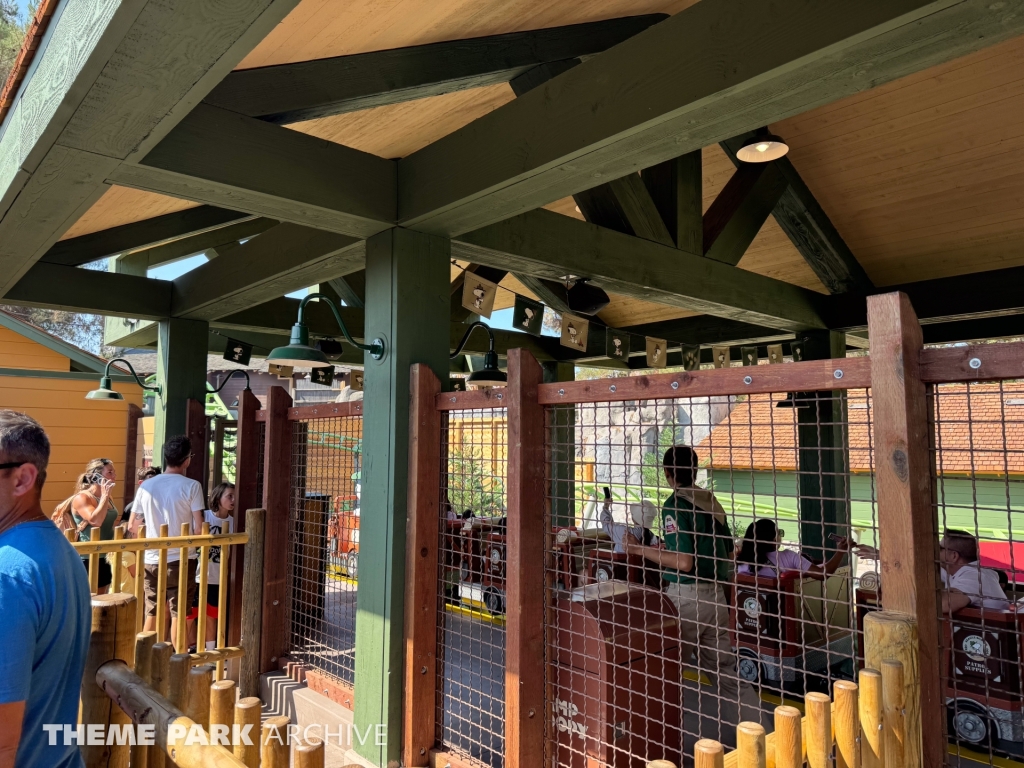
72 524 249 674
85 592 326 768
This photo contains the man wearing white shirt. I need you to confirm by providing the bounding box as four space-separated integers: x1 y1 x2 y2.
940 529 1010 613
130 436 205 641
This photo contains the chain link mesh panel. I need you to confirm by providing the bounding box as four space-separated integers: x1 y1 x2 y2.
931 381 1024 766
436 407 508 768
287 413 362 685
543 388 879 766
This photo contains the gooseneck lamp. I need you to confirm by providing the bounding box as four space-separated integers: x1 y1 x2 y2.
450 321 507 389
209 369 252 394
85 358 161 401
266 293 386 368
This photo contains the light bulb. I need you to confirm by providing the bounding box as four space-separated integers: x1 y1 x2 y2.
756 142 770 152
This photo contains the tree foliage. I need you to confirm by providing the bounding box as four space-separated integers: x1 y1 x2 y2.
0 1 26 92
447 447 506 517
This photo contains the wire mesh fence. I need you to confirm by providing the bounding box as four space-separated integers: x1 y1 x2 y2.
287 410 362 685
436 407 509 768
930 380 1024 765
543 387 879 767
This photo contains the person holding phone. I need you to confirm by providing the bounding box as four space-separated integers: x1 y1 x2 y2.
599 487 659 553
70 458 118 594
736 518 857 577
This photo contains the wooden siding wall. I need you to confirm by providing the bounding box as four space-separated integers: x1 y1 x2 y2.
0 376 144 511
0 325 70 370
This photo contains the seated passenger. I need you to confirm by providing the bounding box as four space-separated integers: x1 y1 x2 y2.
940 529 1009 612
736 518 853 578
600 498 658 553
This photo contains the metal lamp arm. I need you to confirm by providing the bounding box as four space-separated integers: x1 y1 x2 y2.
450 321 495 360
299 293 386 360
208 369 251 394
105 358 160 393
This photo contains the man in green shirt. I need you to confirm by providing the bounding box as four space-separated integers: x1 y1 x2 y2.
627 445 763 738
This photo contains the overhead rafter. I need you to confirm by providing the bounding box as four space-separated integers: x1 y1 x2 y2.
5 263 172 320
39 206 255 268
327 272 366 309
398 0 1024 235
454 209 827 331
720 132 874 293
171 223 365 320
115 216 278 275
702 163 788 266
205 15 667 124
0 0 302 298
110 104 396 238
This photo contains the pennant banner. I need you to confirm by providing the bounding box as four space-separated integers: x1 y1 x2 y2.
791 339 806 362
223 338 252 367
646 337 667 368
268 363 293 378
462 274 498 319
712 346 730 369
741 346 759 366
606 329 630 364
767 344 784 364
349 370 365 391
513 295 544 336
311 366 335 386
560 314 590 351
681 345 700 371
450 378 467 392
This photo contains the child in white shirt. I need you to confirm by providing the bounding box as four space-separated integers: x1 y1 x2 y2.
188 482 235 648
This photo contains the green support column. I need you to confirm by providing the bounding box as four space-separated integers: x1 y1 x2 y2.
154 318 209 461
354 228 451 767
543 362 576 528
796 330 848 563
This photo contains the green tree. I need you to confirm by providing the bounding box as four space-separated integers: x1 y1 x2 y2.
0 1 26 90
447 447 506 517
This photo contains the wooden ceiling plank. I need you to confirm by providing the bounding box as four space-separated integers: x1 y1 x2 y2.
39 205 254 267
397 0 1024 236
453 209 827 331
206 15 667 124
171 222 365 320
113 103 396 238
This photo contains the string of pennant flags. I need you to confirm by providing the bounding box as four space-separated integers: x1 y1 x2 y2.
464 271 809 370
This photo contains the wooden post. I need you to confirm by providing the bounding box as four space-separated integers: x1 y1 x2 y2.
240 508 266 697
859 668 883 768
197 521 211 650
262 715 290 768
213 418 227 488
774 706 802 768
294 738 326 768
157 523 169 643
865 611 921 768
94 660 248 768
883 661 906 768
735 722 766 768
505 349 546 768
693 740 724 768
230 388 261 650
185 664 214 731
866 291 943 768
112 525 125 592
210 679 236 738
177 522 190 653
217 542 230 679
168 653 191 709
89 526 101 594
82 593 137 768
149 642 173 768
354 227 451 767
805 693 832 768
135 630 157 678
234 696 262 767
402 364 443 767
834 680 860 768
260 385 292 673
135 525 147 633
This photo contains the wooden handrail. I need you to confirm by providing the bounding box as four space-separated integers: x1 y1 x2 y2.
72 531 249 555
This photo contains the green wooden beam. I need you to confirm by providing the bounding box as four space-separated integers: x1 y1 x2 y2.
515 275 573 315
327 272 365 309
641 152 703 253
116 216 278 273
454 209 827 331
621 316 789 347
39 206 254 267
154 318 209 459
111 103 396 238
702 162 788 266
6 262 172 319
720 132 873 294
398 0 1024 235
354 228 451 767
171 223 364 320
0 0 303 298
205 16 666 124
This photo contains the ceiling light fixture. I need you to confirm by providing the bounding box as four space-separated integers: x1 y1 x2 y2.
85 358 161 401
267 293 385 368
737 130 789 163
450 321 507 389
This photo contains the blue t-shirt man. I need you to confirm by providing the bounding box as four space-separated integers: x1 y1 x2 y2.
0 521 90 768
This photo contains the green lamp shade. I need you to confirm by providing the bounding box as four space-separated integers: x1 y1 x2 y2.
466 350 507 389
266 321 332 369
85 376 124 400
